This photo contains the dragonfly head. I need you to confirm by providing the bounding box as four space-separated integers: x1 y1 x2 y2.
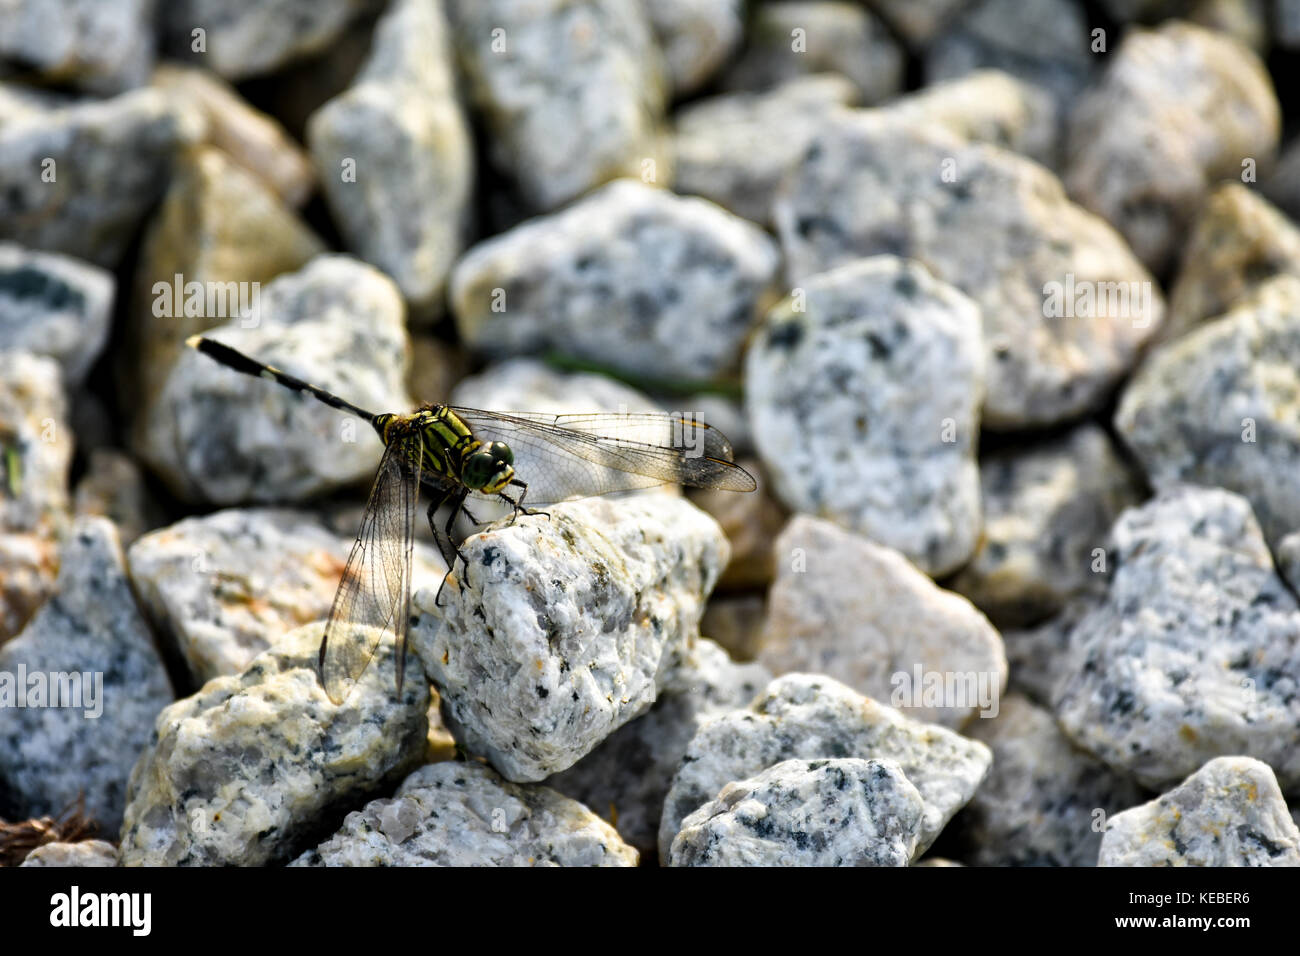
462 440 515 493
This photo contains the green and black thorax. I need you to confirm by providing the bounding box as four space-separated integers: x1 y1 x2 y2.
374 406 516 495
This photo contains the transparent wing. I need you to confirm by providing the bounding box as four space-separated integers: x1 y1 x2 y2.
447 408 756 505
318 436 421 704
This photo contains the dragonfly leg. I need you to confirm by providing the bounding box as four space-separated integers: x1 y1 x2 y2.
502 478 549 524
434 488 472 608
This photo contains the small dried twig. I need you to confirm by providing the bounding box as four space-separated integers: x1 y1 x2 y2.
0 796 100 867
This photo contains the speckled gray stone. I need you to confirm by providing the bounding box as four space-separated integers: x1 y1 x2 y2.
0 0 155 93
658 673 992 860
118 621 428 866
719 2 903 105
957 694 1146 866
0 244 113 387
926 0 1093 118
1064 21 1279 274
0 89 189 269
1053 486 1300 793
19 839 119 867
127 509 350 687
1116 273 1300 549
1099 757 1300 867
308 0 473 321
672 74 858 227
160 0 380 81
138 255 412 505
669 757 925 867
745 257 984 575
411 495 729 783
452 180 779 383
949 424 1141 627
1162 183 1300 345
1001 597 1097 707
775 115 1163 428
758 516 1006 728
547 637 770 856
293 761 638 866
446 0 667 211
0 518 172 835
642 0 742 96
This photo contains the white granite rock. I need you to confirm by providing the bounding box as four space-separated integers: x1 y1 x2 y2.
1053 486 1300 792
958 694 1146 866
775 115 1163 428
547 637 770 856
410 495 730 782
669 757 925 867
138 255 412 505
758 516 1006 728
446 0 667 210
949 424 1141 626
452 180 779 383
1099 757 1300 867
0 0 156 93
118 622 428 866
672 74 859 227
308 0 473 320
0 89 189 269
745 257 984 575
1064 21 1279 274
160 0 380 81
658 673 992 860
0 518 173 835
293 762 638 866
1116 274 1300 549
0 244 112 387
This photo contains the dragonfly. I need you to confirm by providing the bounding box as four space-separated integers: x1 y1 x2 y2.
185 335 756 704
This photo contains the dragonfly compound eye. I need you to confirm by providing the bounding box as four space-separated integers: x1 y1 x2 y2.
485 441 514 466
463 445 514 491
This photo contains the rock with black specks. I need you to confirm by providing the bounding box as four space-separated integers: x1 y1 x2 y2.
1099 757 1300 866
0 518 173 835
669 757 925 866
1116 274 1300 550
745 257 984 575
957 694 1146 866
0 244 112 387
775 115 1163 428
410 495 730 782
452 180 779 383
293 761 638 866
1064 22 1279 274
0 89 190 269
118 621 427 866
658 673 992 860
641 0 743 96
0 0 155 94
547 637 770 856
137 255 412 505
308 0 473 321
949 424 1140 627
445 0 667 211
1052 486 1300 792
